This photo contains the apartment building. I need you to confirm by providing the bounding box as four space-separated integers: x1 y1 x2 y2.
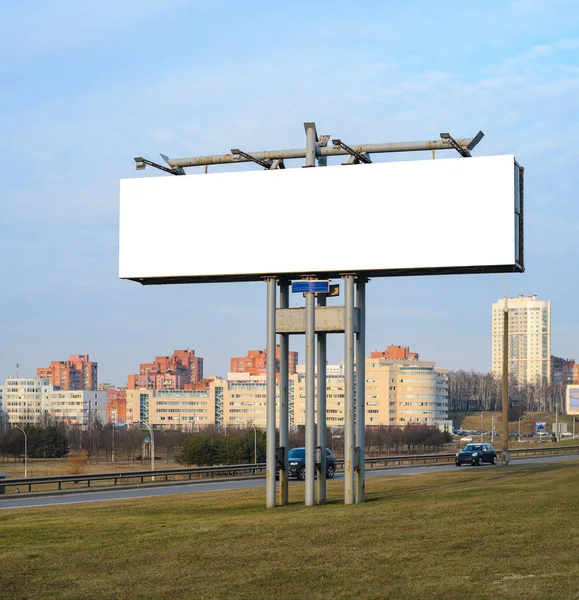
47 390 106 426
293 359 448 427
105 388 127 424
123 355 448 430
127 349 203 390
2 378 52 424
492 295 551 385
126 387 217 429
37 354 98 390
230 346 298 376
2 377 105 426
551 356 576 384
370 345 419 361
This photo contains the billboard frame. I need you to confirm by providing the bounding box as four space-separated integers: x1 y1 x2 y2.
124 122 525 509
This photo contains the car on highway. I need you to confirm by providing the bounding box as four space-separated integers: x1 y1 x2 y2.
455 443 497 466
288 447 336 480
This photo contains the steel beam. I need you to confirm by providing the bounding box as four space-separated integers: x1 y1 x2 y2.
316 294 327 505
355 277 366 503
265 277 277 507
343 275 355 504
278 280 290 505
166 137 481 168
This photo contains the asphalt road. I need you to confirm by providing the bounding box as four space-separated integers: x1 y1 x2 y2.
1 454 577 510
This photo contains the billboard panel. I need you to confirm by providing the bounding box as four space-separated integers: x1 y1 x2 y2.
566 385 579 415
119 154 523 284
535 422 547 433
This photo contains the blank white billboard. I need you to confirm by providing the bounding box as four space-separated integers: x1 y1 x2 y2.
567 385 579 416
119 154 523 284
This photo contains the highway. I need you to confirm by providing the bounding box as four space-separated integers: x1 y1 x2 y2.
1 454 577 510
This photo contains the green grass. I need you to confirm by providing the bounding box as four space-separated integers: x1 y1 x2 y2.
2 461 579 600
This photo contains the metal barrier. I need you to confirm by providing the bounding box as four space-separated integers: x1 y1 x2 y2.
1 445 577 496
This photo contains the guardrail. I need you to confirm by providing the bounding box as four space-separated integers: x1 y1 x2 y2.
1 445 577 496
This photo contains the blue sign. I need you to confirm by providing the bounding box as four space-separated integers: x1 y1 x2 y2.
291 280 330 294
535 422 546 432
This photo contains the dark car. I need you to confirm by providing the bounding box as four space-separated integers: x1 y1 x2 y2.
455 443 497 466
288 447 336 480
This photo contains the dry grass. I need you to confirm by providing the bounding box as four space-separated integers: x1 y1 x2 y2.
0 456 183 479
1 460 579 599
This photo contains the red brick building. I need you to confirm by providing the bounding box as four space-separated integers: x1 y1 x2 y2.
370 345 419 361
37 354 98 390
230 346 298 376
127 349 203 390
105 389 127 424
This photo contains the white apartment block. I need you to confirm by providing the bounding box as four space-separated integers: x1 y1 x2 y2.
2 377 106 427
47 390 106 427
492 295 551 385
3 378 53 424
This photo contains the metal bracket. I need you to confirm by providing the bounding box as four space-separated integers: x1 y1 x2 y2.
440 132 472 157
160 154 185 175
231 149 273 169
316 134 331 167
269 158 285 170
134 157 185 175
332 139 372 164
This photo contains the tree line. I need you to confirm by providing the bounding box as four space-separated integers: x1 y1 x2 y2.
448 370 568 414
0 422 451 464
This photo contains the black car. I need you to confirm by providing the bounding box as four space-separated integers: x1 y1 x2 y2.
288 447 336 480
455 443 497 466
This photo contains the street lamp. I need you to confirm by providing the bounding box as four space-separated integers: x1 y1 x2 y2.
139 421 155 480
14 425 27 478
241 418 257 464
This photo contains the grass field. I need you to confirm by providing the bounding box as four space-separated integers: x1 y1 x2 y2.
1 460 579 600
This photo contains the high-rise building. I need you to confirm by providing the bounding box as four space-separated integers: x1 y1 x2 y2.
491 295 551 385
127 349 203 390
37 354 98 390
230 346 298 376
370 345 419 361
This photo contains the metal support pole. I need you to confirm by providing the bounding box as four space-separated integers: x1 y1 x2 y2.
304 122 317 167
266 277 277 508
502 307 510 464
316 294 327 505
278 280 290 505
355 277 366 503
305 284 316 506
344 275 355 504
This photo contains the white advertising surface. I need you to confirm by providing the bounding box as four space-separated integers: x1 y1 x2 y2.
119 154 522 284
566 385 579 415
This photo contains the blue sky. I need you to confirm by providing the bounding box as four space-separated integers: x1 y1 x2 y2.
1 0 578 386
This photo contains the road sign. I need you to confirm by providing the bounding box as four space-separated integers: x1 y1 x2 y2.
291 280 330 294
